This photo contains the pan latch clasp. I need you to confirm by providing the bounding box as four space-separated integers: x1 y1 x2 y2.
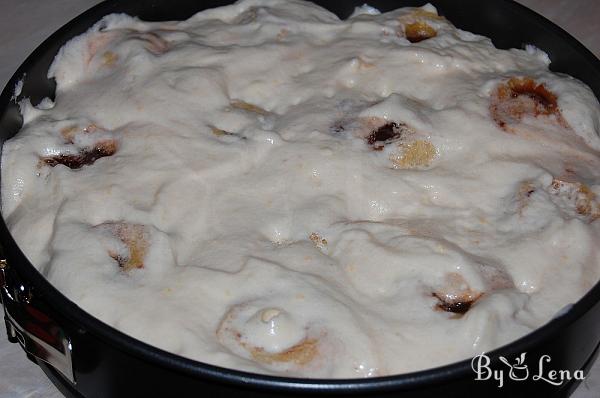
0 259 75 384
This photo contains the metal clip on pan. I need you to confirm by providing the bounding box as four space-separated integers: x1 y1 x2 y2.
0 259 75 384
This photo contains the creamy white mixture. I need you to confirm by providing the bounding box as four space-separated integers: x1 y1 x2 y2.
3 0 600 378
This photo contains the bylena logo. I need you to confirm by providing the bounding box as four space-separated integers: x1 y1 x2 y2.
471 352 585 388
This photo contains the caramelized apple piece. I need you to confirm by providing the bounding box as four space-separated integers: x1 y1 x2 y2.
432 273 483 315
490 77 567 132
549 178 600 221
366 122 405 151
230 100 268 115
390 140 436 169
101 51 119 66
217 303 321 368
59 126 79 143
211 127 234 137
404 21 437 43
309 232 328 249
41 140 117 169
99 223 149 271
246 338 318 365
433 292 480 314
398 9 442 42
41 123 118 169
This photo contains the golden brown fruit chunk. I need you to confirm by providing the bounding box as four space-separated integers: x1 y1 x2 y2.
391 140 436 169
309 232 328 249
211 127 234 137
246 338 318 365
216 303 320 367
100 223 149 271
404 21 437 43
41 140 117 169
550 178 600 221
102 51 119 66
432 273 483 315
230 100 268 115
432 292 482 314
490 77 567 132
366 122 405 151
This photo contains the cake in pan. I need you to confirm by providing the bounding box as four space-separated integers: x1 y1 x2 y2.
3 0 600 378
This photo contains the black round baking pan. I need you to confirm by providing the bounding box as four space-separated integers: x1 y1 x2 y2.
1 1 600 397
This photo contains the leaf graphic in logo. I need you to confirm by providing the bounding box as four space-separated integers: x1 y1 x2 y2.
499 356 511 368
516 352 527 366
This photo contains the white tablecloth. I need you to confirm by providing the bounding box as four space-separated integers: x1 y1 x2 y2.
0 1 598 396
